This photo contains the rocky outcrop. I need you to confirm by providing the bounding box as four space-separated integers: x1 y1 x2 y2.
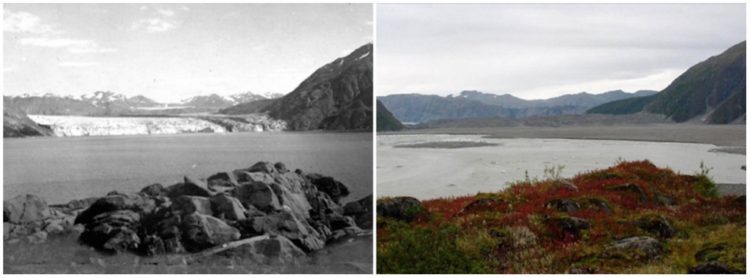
3 106 53 138
3 161 368 265
376 197 422 222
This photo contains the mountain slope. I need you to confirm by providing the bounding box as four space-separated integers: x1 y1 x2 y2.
3 106 54 137
377 100 404 131
590 41 746 124
223 43 374 130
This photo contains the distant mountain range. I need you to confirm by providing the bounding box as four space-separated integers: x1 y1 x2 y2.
588 41 746 124
376 100 403 132
222 43 373 131
3 91 283 116
378 89 657 123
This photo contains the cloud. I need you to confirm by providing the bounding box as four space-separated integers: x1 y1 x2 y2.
58 61 99 67
17 37 117 54
180 6 190 11
131 18 177 33
4 10 58 34
156 9 176 17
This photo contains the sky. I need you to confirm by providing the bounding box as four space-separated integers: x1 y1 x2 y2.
377 4 746 99
4 3 372 102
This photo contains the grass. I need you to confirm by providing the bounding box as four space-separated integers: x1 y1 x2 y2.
377 160 745 274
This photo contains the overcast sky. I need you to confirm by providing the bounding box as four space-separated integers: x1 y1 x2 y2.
4 3 372 102
377 4 745 99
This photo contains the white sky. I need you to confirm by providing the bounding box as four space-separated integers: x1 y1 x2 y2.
4 3 372 102
376 4 746 99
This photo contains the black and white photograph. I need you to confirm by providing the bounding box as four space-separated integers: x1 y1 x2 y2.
3 3 373 274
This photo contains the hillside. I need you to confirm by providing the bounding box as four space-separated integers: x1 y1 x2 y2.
377 100 404 131
379 90 655 124
3 106 54 137
590 41 746 124
222 43 374 131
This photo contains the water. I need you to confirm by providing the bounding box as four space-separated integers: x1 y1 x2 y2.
378 134 746 200
4 132 373 274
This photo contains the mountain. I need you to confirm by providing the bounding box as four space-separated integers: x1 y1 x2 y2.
222 43 374 131
4 92 163 116
181 94 236 109
589 41 746 124
377 100 404 131
587 94 659 115
228 91 272 104
378 90 656 123
3 106 54 137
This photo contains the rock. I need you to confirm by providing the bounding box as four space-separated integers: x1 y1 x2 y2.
43 221 66 235
79 210 142 253
581 197 613 215
233 171 275 185
142 235 166 256
458 197 507 215
209 194 247 221
4 194 51 224
206 172 236 193
654 192 677 206
4 223 11 240
547 216 590 240
343 195 373 229
637 215 675 239
75 192 154 225
26 231 47 244
165 177 212 198
235 210 325 252
215 235 305 265
305 173 350 203
239 161 277 174
569 267 596 274
329 226 365 242
180 213 240 252
608 183 648 203
171 196 212 215
604 236 666 260
328 214 358 230
139 183 167 198
688 262 743 274
377 197 422 222
545 199 581 213
550 179 578 192
235 182 282 212
55 197 99 214
274 162 289 173
270 172 315 221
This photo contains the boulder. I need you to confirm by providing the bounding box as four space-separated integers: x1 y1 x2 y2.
688 262 743 274
79 210 141 253
4 194 51 224
180 213 240 252
270 172 315 221
376 197 422 222
581 197 613 215
544 199 581 213
53 197 99 214
171 196 212 215
637 215 675 239
654 192 677 206
209 194 247 221
74 192 154 225
139 183 167 198
458 197 508 215
274 162 289 173
608 183 648 203
343 195 373 229
206 172 236 194
233 170 275 185
215 235 305 265
235 210 325 252
604 236 666 260
235 182 282 212
26 231 48 244
547 216 590 240
305 173 350 203
165 177 212 198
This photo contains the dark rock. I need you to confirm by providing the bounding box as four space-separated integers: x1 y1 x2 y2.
142 235 166 256
377 197 422 222
305 173 350 203
545 199 581 213
608 183 648 203
654 192 677 206
581 197 613 215
246 161 277 174
165 177 212 198
547 216 590 239
343 195 373 229
604 236 666 260
328 214 358 230
235 210 325 252
79 210 141 253
170 196 212 215
75 192 153 225
235 182 281 212
233 171 275 185
274 162 289 173
688 262 743 274
180 213 240 252
458 197 508 215
209 194 246 221
4 194 50 224
139 183 167 198
637 215 676 239
206 172 236 194
569 267 596 274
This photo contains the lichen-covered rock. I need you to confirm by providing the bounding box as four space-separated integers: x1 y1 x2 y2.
377 197 422 222
637 215 675 239
180 213 240 252
4 194 51 224
604 236 666 260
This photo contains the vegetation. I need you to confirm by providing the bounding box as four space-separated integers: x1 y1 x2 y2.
376 100 404 132
377 160 745 274
586 94 658 115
